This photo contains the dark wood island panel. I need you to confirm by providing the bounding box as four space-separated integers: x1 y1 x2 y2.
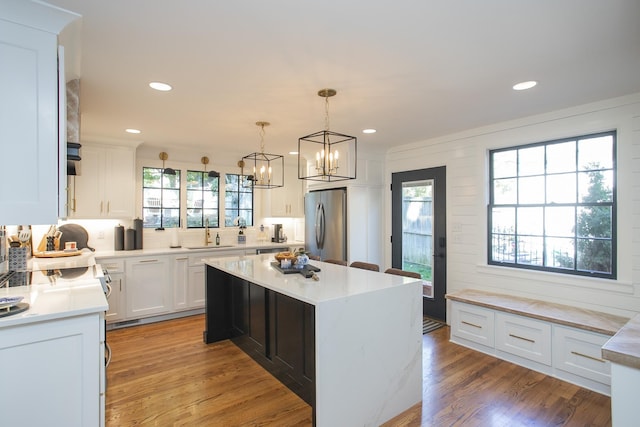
204 265 316 409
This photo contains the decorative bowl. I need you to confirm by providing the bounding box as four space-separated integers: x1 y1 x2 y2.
274 252 297 263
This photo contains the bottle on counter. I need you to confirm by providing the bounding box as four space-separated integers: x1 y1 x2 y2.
215 232 220 246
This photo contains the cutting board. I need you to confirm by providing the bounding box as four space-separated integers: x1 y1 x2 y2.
33 250 82 258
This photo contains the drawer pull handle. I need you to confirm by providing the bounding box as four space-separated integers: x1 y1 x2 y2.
176 257 188 261
461 321 482 329
571 351 606 363
509 333 535 343
139 259 158 263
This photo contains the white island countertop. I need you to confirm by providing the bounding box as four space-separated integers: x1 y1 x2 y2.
0 279 107 328
204 253 416 306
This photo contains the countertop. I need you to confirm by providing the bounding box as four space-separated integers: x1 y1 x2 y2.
204 253 421 306
0 279 108 328
602 313 640 370
446 288 629 336
95 241 303 259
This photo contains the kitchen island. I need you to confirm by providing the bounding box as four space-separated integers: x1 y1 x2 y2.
203 254 423 427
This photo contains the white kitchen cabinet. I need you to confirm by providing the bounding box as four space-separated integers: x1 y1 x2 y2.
0 4 77 225
450 301 495 351
269 164 304 217
449 298 615 395
553 325 611 393
495 311 552 366
100 258 126 323
125 256 172 319
173 255 189 310
188 255 207 309
70 143 136 219
0 313 104 427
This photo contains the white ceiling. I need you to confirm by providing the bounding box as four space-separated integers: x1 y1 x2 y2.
46 0 640 161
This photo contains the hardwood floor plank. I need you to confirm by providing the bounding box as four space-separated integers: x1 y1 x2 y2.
106 315 610 426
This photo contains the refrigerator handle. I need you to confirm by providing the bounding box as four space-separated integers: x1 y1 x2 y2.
315 203 322 249
319 203 326 249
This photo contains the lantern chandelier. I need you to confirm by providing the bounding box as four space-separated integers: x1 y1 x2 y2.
242 121 284 189
298 88 357 181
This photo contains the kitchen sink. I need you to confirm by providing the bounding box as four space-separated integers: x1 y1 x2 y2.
185 245 234 249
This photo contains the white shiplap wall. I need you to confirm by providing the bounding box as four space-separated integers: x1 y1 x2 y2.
385 93 640 319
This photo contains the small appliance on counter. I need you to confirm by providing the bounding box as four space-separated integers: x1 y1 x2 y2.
272 223 285 243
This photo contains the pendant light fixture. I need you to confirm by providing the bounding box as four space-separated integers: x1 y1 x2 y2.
298 88 357 181
159 151 175 175
242 121 284 189
201 156 220 178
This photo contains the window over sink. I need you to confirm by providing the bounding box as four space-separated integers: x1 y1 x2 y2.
142 167 181 229
186 170 220 228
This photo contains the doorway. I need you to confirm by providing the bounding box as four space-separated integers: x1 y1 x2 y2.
391 166 446 320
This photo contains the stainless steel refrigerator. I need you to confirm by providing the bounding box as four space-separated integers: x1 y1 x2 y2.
305 188 347 261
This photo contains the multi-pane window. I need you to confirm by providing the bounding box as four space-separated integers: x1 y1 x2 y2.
224 174 253 227
488 131 616 279
142 167 181 229
186 170 219 228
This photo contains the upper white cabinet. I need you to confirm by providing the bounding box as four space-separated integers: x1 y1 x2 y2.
269 164 304 217
70 143 136 219
0 2 78 225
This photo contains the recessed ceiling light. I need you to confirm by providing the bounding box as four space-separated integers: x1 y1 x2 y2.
513 81 537 91
362 129 377 134
149 81 172 91
125 128 141 134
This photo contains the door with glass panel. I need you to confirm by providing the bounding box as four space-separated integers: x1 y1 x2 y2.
391 166 446 320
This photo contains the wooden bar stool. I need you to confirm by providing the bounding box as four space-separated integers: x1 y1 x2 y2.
349 261 380 272
384 268 421 279
324 259 347 266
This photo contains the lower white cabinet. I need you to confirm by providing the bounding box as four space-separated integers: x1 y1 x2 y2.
450 302 494 350
100 258 126 323
0 313 104 426
99 249 251 325
450 300 612 395
553 325 611 391
125 256 172 319
173 255 207 311
173 256 190 310
187 255 206 309
495 312 552 366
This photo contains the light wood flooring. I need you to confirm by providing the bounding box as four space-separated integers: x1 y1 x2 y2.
105 315 611 426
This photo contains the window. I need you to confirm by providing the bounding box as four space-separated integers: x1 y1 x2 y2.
488 131 616 279
186 170 219 228
224 174 253 227
142 167 181 229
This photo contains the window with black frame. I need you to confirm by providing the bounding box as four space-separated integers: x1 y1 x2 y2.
488 131 616 279
186 170 219 228
224 173 253 227
142 167 181 229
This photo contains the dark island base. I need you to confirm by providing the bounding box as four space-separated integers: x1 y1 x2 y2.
204 266 316 411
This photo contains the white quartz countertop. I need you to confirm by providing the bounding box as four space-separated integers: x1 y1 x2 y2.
204 254 421 305
0 279 107 328
95 241 303 259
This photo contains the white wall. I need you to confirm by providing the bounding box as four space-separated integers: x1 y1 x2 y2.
385 93 640 318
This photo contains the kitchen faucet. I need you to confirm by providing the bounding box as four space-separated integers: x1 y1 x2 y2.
204 218 211 246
